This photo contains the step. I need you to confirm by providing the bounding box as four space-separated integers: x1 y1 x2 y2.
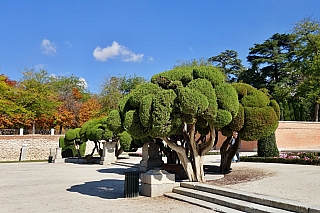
172 187 293 213
181 182 310 213
164 192 245 213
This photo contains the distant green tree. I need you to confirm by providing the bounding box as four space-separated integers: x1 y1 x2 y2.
241 33 298 99
292 17 320 121
208 50 245 82
99 74 146 113
17 68 60 133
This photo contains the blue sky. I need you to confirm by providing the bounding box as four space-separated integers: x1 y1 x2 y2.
1 0 319 93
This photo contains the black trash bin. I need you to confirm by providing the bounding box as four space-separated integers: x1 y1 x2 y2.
124 171 139 198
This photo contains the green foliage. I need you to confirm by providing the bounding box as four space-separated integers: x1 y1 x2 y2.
187 78 218 119
129 83 161 108
257 132 279 157
208 50 245 82
59 136 86 157
106 110 123 133
215 83 239 116
123 110 148 139
99 74 146 113
19 68 60 127
240 156 320 165
213 109 232 129
119 131 133 152
241 89 270 108
269 100 280 120
241 106 279 141
65 129 77 141
232 83 248 99
151 89 181 137
193 66 225 87
151 66 193 86
228 104 244 131
139 94 154 127
177 87 208 116
242 33 297 95
118 94 135 119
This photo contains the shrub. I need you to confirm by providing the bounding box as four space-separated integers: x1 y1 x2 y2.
258 132 279 157
59 136 86 158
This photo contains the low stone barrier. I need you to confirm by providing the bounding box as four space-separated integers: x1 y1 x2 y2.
0 135 96 162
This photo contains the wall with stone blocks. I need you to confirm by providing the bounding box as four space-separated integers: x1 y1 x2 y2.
1 121 320 161
0 135 96 161
0 135 61 161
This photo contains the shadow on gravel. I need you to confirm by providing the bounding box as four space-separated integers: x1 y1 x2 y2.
97 167 138 175
204 165 227 174
67 179 125 199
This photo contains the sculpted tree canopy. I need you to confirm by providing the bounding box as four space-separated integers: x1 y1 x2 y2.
108 65 241 182
220 83 280 171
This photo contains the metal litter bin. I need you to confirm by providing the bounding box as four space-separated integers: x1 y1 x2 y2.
124 171 139 198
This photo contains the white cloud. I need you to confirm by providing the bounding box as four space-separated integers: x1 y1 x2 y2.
35 63 47 70
65 41 72 47
41 39 57 55
189 47 194 53
78 77 88 89
93 41 144 62
147 56 155 62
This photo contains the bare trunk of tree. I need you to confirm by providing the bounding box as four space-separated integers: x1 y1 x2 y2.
162 124 215 183
73 141 81 158
315 103 319 122
32 120 36 134
220 136 240 173
115 141 123 157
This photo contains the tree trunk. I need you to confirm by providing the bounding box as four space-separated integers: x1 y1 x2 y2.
315 103 319 122
220 136 240 173
73 141 81 158
161 125 215 183
32 120 36 134
115 141 123 157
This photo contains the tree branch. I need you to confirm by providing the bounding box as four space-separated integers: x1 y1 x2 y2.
200 126 215 156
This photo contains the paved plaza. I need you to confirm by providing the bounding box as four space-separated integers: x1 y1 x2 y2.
1 154 320 212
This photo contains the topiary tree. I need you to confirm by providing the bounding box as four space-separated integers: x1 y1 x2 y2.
66 115 138 159
108 65 240 182
258 132 279 157
220 83 279 171
61 129 86 158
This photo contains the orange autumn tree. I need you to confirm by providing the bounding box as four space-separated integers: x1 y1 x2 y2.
50 75 97 133
79 97 102 126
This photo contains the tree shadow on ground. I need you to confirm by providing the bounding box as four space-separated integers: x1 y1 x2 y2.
67 179 126 199
97 167 139 175
204 165 231 174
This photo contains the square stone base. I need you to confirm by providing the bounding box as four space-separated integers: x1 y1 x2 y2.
54 158 65 163
140 182 180 197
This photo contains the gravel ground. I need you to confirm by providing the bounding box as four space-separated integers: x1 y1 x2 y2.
217 161 320 206
0 158 215 213
1 154 320 212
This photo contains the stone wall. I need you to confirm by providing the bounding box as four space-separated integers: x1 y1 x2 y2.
0 135 61 161
0 135 97 161
1 121 320 161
